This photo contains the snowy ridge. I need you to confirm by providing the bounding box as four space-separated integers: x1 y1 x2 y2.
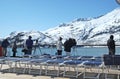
6 8 120 45
44 7 120 45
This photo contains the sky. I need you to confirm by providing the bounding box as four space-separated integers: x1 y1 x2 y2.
0 0 119 38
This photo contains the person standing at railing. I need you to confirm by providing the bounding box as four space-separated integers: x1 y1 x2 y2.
12 40 17 57
56 37 63 55
107 35 115 55
26 36 33 55
64 38 76 56
1 38 10 57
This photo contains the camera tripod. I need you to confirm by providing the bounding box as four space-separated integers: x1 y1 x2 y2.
33 40 42 55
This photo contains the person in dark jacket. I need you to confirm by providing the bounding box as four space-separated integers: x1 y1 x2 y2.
12 40 17 57
1 38 10 57
64 38 76 56
107 35 115 55
26 36 33 55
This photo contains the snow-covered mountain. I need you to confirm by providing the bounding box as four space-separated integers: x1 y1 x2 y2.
7 31 56 46
44 7 120 45
6 7 120 45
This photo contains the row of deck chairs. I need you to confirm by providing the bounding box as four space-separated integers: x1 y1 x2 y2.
0 54 119 79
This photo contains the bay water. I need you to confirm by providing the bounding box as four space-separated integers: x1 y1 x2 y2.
7 46 120 57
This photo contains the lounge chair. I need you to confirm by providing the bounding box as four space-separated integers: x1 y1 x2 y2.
62 59 84 78
44 59 65 76
83 58 103 79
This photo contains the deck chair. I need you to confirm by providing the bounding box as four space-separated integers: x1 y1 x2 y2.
14 57 32 73
44 59 65 76
4 57 22 72
62 59 84 78
80 56 94 61
0 57 6 71
83 58 103 79
28 58 49 75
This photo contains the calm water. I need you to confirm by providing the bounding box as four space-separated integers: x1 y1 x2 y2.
7 46 120 57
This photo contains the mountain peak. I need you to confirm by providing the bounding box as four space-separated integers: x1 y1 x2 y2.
5 8 120 45
44 8 120 45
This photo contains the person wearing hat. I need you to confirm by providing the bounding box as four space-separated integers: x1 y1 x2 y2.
25 36 33 55
56 37 63 55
